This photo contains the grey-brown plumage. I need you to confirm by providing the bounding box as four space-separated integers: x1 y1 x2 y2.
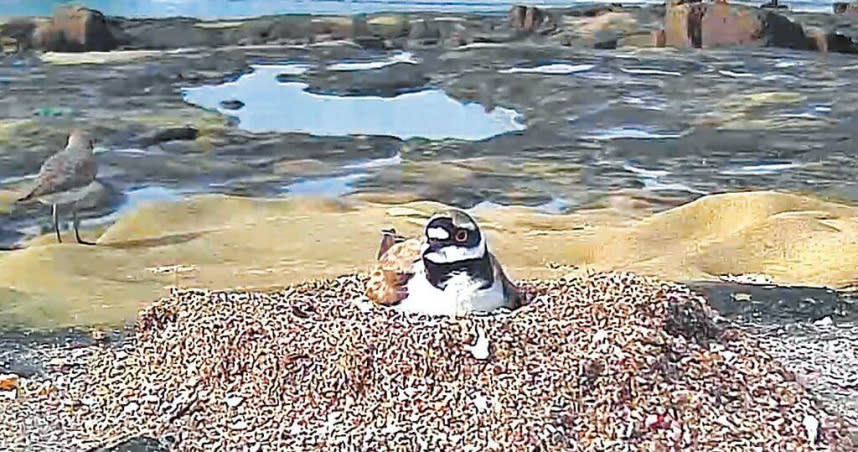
17 130 97 245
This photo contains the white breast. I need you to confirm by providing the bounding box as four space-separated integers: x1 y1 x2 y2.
37 180 100 205
395 260 506 316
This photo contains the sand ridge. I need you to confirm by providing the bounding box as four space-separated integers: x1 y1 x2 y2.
1 190 858 328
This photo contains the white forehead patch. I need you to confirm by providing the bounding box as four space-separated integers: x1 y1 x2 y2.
426 227 450 240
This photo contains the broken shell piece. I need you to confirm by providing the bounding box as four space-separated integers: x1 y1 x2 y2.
350 298 373 313
813 317 833 327
0 388 16 401
123 402 140 414
225 395 244 408
472 392 490 412
803 415 820 444
464 327 489 360
0 374 19 391
231 419 249 430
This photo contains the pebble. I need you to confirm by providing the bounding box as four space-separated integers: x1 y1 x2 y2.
813 316 834 327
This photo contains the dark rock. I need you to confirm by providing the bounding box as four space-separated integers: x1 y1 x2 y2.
594 30 621 49
509 5 545 33
582 5 623 17
219 100 245 110
101 436 169 452
760 0 788 9
0 19 37 53
808 30 858 53
306 63 429 97
686 281 858 325
138 127 199 147
33 6 117 52
275 73 303 84
353 36 387 50
760 9 812 50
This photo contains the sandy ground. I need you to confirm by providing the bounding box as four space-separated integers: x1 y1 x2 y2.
1 190 857 329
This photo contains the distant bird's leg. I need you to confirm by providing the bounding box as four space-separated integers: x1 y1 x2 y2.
72 204 95 246
52 204 62 243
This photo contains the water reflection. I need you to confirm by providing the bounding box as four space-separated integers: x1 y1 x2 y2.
182 64 525 140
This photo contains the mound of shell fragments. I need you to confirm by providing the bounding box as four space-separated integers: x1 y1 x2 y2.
1 272 853 451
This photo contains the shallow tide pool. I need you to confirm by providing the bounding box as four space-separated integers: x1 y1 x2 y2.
181 64 525 141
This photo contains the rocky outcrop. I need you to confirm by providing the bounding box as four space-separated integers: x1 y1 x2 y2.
509 5 554 34
33 6 118 52
657 1 858 53
834 2 858 16
0 19 37 53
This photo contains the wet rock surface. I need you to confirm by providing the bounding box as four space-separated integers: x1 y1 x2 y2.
32 6 118 52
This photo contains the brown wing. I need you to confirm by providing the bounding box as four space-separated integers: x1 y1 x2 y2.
18 149 96 202
490 253 523 310
366 238 421 307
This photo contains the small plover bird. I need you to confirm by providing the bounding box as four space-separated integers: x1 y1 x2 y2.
16 130 98 245
366 209 521 315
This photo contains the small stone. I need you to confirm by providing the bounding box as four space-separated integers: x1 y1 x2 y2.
220 100 244 110
732 293 752 302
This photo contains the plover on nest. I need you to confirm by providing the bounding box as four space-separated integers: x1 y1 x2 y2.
366 208 521 316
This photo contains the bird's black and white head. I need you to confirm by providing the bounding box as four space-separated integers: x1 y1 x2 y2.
421 209 487 265
419 209 499 293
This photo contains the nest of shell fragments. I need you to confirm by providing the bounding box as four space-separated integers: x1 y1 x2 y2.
1 272 854 451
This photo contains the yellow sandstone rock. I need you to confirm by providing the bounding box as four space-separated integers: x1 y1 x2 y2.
1 191 857 329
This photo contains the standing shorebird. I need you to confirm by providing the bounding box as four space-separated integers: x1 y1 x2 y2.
366 209 522 316
16 130 98 245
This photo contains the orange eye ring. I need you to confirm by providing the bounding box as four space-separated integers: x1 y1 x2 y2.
454 230 468 242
